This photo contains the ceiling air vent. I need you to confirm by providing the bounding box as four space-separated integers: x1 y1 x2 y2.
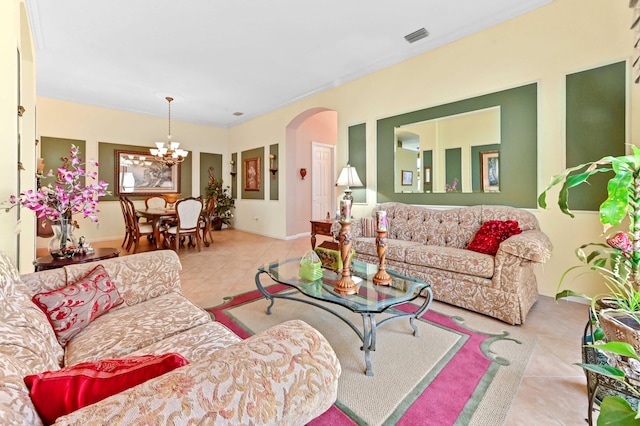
404 28 429 44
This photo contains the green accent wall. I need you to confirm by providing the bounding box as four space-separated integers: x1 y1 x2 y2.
269 144 279 201
422 150 432 193
241 147 265 200
566 61 626 211
377 83 538 207
199 152 222 198
445 148 461 191
98 142 192 201
471 144 500 191
231 152 237 199
348 123 367 203
40 137 86 188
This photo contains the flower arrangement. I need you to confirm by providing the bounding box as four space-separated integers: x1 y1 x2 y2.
3 145 109 257
444 178 459 192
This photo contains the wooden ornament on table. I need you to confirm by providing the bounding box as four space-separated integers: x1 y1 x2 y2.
334 219 357 295
373 229 392 285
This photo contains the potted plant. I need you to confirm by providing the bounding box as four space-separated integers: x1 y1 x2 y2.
539 145 640 422
204 169 235 230
579 341 640 424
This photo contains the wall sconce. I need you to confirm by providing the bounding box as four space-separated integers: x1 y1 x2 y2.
230 160 237 177
269 154 278 178
300 168 307 180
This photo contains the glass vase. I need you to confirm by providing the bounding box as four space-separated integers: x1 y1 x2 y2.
48 216 77 259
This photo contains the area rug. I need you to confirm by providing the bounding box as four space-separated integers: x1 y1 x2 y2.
207 284 536 426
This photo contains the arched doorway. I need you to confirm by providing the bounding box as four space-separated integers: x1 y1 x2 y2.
285 108 337 237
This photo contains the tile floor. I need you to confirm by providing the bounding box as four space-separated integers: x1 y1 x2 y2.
70 229 592 425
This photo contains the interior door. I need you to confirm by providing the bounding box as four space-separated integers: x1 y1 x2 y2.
312 143 334 220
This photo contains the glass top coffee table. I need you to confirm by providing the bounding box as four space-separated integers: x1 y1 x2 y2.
255 258 433 376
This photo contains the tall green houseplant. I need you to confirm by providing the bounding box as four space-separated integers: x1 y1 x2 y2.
539 145 640 424
204 168 235 228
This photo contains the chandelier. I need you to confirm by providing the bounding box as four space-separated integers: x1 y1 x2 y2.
149 96 188 167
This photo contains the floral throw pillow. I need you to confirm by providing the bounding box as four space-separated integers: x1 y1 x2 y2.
24 353 188 425
32 264 124 347
467 220 522 256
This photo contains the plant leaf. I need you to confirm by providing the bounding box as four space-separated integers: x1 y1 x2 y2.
585 341 640 360
577 362 626 378
597 396 640 425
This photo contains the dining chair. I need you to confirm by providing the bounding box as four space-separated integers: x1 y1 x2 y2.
163 197 203 252
122 196 155 253
118 196 133 249
144 195 167 209
200 196 216 247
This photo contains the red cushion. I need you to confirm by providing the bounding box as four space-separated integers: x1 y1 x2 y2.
467 220 522 255
24 353 188 425
32 264 124 347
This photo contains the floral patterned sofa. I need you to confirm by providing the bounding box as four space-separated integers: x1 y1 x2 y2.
0 250 340 425
352 203 552 324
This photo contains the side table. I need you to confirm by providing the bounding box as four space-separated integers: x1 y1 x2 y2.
310 219 334 249
33 247 120 272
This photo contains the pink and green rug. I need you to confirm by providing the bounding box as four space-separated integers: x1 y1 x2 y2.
207 284 535 425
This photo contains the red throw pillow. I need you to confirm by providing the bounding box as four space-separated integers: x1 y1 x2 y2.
467 220 522 255
32 264 124 347
24 353 189 425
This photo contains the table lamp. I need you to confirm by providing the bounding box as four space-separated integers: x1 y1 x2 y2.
335 164 363 201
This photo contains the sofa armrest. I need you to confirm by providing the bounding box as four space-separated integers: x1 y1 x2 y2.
53 320 341 426
497 229 553 264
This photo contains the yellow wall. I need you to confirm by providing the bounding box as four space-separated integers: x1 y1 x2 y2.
2 0 637 300
35 98 229 247
225 0 637 299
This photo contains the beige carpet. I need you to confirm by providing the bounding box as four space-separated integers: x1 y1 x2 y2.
215 290 536 425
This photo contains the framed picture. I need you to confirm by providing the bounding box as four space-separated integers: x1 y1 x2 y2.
480 151 500 192
115 150 180 196
244 157 261 191
424 166 431 184
401 170 413 186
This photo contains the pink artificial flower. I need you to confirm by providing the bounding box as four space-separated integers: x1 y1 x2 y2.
607 232 633 253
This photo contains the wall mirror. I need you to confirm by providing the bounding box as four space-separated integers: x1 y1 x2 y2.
394 106 501 193
376 83 538 208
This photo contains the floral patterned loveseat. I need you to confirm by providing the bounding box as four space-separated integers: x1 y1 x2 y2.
0 250 340 425
352 203 552 324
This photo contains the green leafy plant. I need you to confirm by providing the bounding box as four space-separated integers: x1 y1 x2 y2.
579 341 640 425
204 169 235 226
538 146 640 313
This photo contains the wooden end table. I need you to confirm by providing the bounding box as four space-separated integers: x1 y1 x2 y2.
33 247 120 272
310 219 334 249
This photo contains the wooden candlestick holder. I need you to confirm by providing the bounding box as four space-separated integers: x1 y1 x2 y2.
334 220 357 295
373 229 392 285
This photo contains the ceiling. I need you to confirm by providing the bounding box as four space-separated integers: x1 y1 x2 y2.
25 0 551 128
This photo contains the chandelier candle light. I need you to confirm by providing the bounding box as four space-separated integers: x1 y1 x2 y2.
373 210 392 285
149 97 189 167
334 199 357 295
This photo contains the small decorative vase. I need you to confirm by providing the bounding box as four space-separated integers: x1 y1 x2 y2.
48 216 77 259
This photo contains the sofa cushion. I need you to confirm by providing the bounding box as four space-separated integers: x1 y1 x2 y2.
32 264 124 347
353 237 419 262
126 321 242 362
64 292 211 366
405 245 495 278
25 353 188 425
467 220 522 255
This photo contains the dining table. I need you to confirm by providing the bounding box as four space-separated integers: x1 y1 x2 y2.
136 207 177 250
